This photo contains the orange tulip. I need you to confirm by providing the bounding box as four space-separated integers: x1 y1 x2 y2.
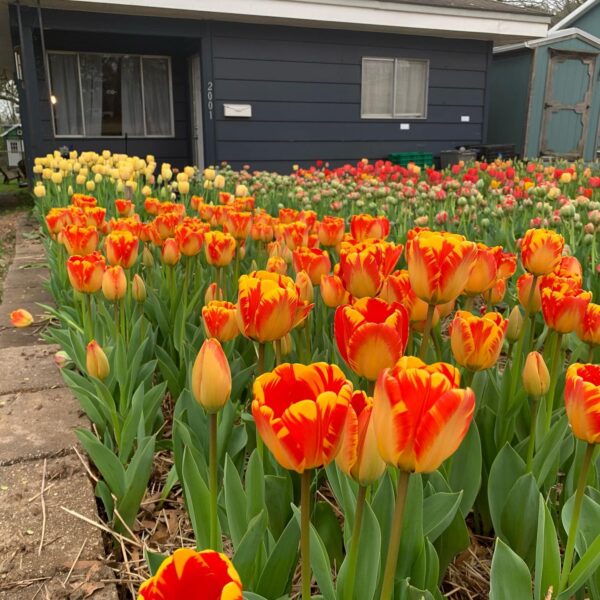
296 271 314 303
336 390 386 485
109 215 143 237
10 308 33 328
517 273 542 313
493 247 517 280
102 265 127 301
204 231 237 267
236 271 312 342
463 243 498 296
335 297 409 381
191 339 232 413
520 228 564 276
577 303 600 346
350 214 390 241
161 238 181 265
266 256 288 275
61 225 99 256
450 311 507 371
115 198 135 217
320 274 350 308
105 230 139 269
83 206 107 229
154 212 183 240
564 364 600 444
132 274 146 303
554 255 583 285
251 220 275 244
46 207 74 236
223 210 252 240
67 252 106 293
137 548 242 600
202 301 240 342
405 230 477 305
144 197 161 216
541 274 591 334
205 282 223 304
86 340 110 380
373 356 475 473
282 222 310 251
71 193 97 209
318 216 345 247
292 247 331 285
174 223 205 257
379 270 439 331
486 278 506 306
278 207 298 224
252 362 352 472
522 351 550 397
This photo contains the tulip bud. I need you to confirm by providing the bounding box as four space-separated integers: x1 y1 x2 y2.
205 282 224 304
280 333 293 356
161 238 181 265
506 306 523 342
142 245 155 267
214 174 225 189
296 271 314 303
102 265 127 301
203 167 216 181
191 339 232 413
178 180 190 195
54 350 70 369
235 184 248 197
522 351 550 396
132 274 146 302
34 184 46 198
86 340 110 380
10 308 34 328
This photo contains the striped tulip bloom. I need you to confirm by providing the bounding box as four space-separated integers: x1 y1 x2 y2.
174 223 205 257
102 265 127 301
71 193 97 209
266 256 288 275
236 271 313 343
137 548 243 600
292 247 331 285
336 390 386 485
405 230 477 305
105 230 139 269
10 308 33 328
373 356 475 473
517 273 542 313
450 311 507 371
191 339 231 414
223 210 253 240
577 302 600 347
115 198 135 217
67 252 106 293
161 238 181 266
202 301 240 342
463 243 498 296
334 297 409 381
564 364 600 444
520 228 564 276
350 214 390 241
554 255 583 286
317 216 345 247
540 274 591 334
320 274 350 308
83 206 107 229
204 231 237 267
492 247 517 280
251 362 352 472
61 225 99 256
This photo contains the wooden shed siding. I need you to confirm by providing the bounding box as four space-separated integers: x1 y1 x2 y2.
567 5 600 38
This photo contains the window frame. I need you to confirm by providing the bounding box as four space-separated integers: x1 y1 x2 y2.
360 56 429 120
46 50 175 139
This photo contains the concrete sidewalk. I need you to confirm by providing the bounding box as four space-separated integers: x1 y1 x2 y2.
0 215 119 599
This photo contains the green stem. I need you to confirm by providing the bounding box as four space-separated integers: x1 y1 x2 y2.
209 412 219 550
343 485 367 600
379 470 411 600
114 301 120 338
256 343 266 460
301 469 313 600
275 338 283 366
588 345 595 364
304 320 312 362
558 443 595 593
544 331 563 433
419 304 436 361
526 395 540 472
367 379 376 397
463 368 475 388
463 296 475 313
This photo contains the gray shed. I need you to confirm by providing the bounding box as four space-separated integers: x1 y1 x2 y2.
488 0 600 161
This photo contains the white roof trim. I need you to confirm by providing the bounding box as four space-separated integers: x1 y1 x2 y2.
0 124 21 138
23 0 550 41
494 26 600 54
550 0 598 33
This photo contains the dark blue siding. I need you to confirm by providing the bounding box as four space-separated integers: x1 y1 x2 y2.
11 6 492 172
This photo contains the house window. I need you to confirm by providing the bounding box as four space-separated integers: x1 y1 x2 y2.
47 52 174 137
361 57 429 119
9 141 19 153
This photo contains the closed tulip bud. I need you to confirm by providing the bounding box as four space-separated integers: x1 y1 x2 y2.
10 308 34 328
280 333 293 355
235 184 249 197
132 274 146 302
142 245 155 267
205 282 223 304
522 351 550 396
506 306 524 342
86 340 110 380
203 167 216 180
102 265 127 301
161 238 181 265
320 274 349 308
214 174 225 189
86 180 95 192
178 180 190 195
34 184 46 198
191 339 232 413
296 271 314 303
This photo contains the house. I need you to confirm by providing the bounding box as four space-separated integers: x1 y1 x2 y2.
1 123 24 167
489 0 600 161
0 0 549 172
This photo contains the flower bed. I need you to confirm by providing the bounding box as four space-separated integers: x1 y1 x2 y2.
21 152 600 599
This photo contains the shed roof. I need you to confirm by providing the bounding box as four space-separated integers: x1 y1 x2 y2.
387 0 549 16
0 124 21 138
550 0 599 32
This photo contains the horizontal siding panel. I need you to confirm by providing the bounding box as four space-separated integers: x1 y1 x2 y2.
215 102 484 123
217 140 481 161
212 37 488 70
215 121 482 142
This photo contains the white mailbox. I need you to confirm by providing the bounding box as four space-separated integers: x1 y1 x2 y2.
224 104 252 118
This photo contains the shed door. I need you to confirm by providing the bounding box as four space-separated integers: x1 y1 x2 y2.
540 51 595 158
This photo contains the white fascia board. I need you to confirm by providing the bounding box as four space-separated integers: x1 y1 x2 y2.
45 0 550 41
549 0 598 33
494 27 600 54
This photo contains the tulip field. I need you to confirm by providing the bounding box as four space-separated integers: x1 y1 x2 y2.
19 152 600 599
